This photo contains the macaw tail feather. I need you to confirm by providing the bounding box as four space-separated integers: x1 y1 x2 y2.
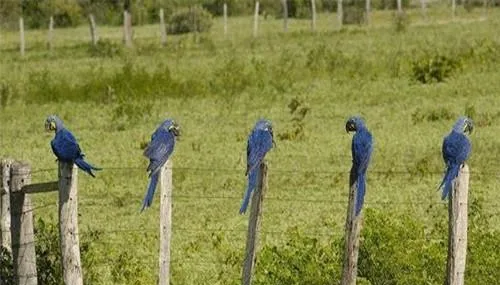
141 172 160 212
74 158 102 178
239 167 259 214
441 164 460 200
354 172 366 217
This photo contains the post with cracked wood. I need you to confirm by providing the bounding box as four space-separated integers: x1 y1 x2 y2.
241 162 268 285
10 161 37 285
58 162 83 285
159 160 173 285
446 164 470 285
341 167 362 285
1 159 13 253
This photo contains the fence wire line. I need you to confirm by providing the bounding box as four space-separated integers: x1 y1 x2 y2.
30 165 500 175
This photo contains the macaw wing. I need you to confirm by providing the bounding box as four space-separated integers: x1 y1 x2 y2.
442 132 471 165
247 130 273 174
353 130 373 170
51 129 82 161
144 129 175 174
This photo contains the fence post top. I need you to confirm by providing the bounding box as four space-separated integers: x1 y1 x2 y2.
10 161 31 176
1 158 14 166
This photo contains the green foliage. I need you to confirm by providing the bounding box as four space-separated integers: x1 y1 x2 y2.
34 217 102 284
343 6 366 25
167 6 213 35
0 82 10 109
411 108 455 124
278 98 310 141
202 0 251 16
20 0 82 29
255 227 340 285
411 52 462 84
393 11 409 33
0 247 14 284
88 39 123 58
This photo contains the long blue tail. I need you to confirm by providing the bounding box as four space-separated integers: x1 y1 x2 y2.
239 167 259 214
141 172 159 212
440 164 460 200
74 157 102 178
355 172 366 217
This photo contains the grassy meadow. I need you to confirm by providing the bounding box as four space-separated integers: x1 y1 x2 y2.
1 5 500 284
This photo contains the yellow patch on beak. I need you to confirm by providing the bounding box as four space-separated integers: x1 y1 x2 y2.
50 121 56 130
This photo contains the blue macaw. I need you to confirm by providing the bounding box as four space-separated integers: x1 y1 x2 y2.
346 116 373 217
239 119 275 214
45 115 102 177
438 116 473 200
141 119 180 212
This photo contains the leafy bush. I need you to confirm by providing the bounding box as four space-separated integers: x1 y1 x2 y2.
202 0 252 16
167 6 213 35
411 53 462 84
88 39 123 58
343 6 366 25
19 0 82 29
0 246 14 284
34 217 102 284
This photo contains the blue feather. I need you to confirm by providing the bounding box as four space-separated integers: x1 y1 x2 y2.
355 173 366 216
141 172 159 212
74 157 102 178
441 164 460 200
240 167 259 214
140 119 178 212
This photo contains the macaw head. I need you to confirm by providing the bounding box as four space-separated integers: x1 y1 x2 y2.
453 116 474 135
45 115 64 132
345 116 366 133
161 119 180 137
255 119 276 147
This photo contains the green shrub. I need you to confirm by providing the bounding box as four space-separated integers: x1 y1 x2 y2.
167 6 213 35
202 0 252 16
88 39 123 58
411 52 462 84
343 6 366 25
0 246 14 284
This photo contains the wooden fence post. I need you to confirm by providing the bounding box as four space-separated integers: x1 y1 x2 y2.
88 14 98 46
282 0 288 33
19 17 25 57
159 8 167 46
47 16 54 50
159 160 173 285
311 0 317 31
340 167 362 285
446 164 469 285
421 0 427 20
253 1 260 38
337 0 343 29
397 0 403 13
123 10 133 47
58 162 83 285
241 162 268 285
452 0 456 19
1 159 13 253
223 3 228 37
10 161 37 285
365 0 371 25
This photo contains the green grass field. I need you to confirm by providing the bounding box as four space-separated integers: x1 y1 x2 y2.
1 6 500 284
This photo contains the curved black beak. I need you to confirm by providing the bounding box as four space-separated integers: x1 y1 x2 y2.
465 121 474 134
345 121 356 133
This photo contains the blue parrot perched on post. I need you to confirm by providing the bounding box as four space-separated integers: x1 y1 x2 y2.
438 116 473 200
239 119 275 214
346 116 373 217
141 119 180 212
45 115 102 177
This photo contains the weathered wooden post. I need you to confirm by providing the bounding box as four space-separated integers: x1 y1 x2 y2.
452 0 456 19
337 0 343 29
253 1 260 38
397 0 403 13
47 16 54 50
19 17 25 57
446 164 469 285
340 167 362 285
58 162 83 285
10 161 37 285
159 160 173 285
421 0 427 20
311 0 317 31
282 0 288 33
123 1 133 48
241 162 268 285
88 14 99 46
223 3 228 37
365 0 371 25
1 159 13 253
159 8 167 46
